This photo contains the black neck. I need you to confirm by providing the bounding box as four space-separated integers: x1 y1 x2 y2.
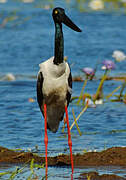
53 23 64 65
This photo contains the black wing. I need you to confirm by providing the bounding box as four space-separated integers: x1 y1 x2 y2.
66 71 72 106
37 72 44 112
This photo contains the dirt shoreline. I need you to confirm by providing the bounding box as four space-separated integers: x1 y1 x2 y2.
1 146 126 166
72 76 126 82
0 146 126 179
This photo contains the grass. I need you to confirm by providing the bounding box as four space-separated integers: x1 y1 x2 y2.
0 159 45 180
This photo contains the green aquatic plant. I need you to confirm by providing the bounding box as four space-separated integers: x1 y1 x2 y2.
2 0 126 13
27 158 45 179
118 80 126 100
105 85 121 100
8 164 29 180
62 99 88 135
0 158 31 179
109 80 126 102
76 77 88 105
0 158 45 180
27 158 45 180
72 108 82 136
0 171 12 178
8 167 21 180
77 67 95 105
64 0 126 12
70 100 89 134
0 10 30 28
94 60 115 102
87 174 91 180
27 159 35 180
123 93 126 104
94 72 107 101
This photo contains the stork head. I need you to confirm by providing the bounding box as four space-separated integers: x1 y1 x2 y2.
52 7 82 32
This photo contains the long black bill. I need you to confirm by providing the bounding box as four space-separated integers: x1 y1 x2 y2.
62 14 82 32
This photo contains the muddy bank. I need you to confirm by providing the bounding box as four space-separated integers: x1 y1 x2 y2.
77 171 126 180
1 146 126 179
72 76 126 82
0 146 126 167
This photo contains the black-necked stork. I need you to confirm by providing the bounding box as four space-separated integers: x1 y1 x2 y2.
37 7 81 177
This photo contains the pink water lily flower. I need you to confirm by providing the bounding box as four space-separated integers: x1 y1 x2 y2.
102 60 115 70
82 67 95 76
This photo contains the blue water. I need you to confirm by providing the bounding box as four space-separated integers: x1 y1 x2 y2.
0 1 126 179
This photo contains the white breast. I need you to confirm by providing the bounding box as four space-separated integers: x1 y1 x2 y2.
39 57 71 99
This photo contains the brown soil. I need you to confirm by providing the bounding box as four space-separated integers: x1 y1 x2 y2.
0 146 126 179
78 171 126 180
106 76 126 81
72 75 126 82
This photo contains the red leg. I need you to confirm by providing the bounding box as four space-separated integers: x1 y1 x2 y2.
65 105 74 176
44 104 48 179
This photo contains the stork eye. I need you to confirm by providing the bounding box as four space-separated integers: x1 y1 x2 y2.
54 10 58 14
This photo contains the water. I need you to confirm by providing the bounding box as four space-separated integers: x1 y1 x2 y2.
0 1 126 179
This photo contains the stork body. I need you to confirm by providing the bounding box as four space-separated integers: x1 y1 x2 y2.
37 56 72 133
37 7 81 178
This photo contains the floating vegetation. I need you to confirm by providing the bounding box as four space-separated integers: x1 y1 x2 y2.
105 85 121 100
70 100 89 131
1 0 126 13
0 149 45 179
67 56 126 136
72 57 126 107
